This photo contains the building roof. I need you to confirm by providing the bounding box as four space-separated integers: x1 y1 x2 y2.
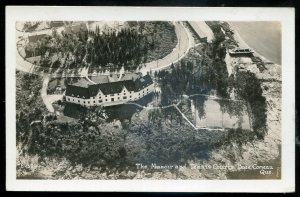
65 85 90 98
120 73 140 81
134 75 153 91
65 74 153 98
188 21 214 42
90 73 140 84
72 78 93 88
90 75 109 84
92 80 135 96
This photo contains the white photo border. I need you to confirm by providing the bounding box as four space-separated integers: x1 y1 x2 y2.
6 6 295 192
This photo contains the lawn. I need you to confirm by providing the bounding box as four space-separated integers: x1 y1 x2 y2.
178 96 251 130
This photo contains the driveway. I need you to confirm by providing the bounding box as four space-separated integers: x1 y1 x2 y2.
41 76 63 113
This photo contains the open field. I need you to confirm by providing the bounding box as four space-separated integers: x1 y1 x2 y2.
178 96 250 130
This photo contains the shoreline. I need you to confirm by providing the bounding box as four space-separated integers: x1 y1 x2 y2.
226 22 282 177
228 22 281 67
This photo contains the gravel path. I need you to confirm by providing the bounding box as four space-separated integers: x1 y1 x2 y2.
41 76 63 113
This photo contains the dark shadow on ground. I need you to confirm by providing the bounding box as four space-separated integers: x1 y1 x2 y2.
105 93 154 122
63 103 87 119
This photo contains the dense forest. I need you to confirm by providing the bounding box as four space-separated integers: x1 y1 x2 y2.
24 21 177 73
24 105 225 170
157 29 229 106
16 72 47 144
86 28 148 71
234 71 267 138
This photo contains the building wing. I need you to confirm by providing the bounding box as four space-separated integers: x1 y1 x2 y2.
66 74 153 98
65 85 90 98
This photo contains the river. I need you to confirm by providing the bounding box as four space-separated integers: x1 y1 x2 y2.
229 21 281 65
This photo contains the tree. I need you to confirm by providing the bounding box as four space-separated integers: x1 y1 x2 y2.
235 71 267 137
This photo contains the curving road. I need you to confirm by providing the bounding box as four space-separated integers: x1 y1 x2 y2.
16 22 194 78
139 21 194 75
15 21 199 113
16 26 65 74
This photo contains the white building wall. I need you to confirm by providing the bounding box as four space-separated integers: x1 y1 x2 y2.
66 96 91 106
66 83 155 107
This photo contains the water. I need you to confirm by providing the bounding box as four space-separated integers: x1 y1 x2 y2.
229 22 281 65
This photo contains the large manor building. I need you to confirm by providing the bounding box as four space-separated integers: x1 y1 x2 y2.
65 73 154 107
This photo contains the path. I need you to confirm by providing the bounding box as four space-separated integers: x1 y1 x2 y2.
16 26 71 76
16 39 34 73
185 93 243 102
127 100 225 131
173 105 198 130
124 93 242 131
126 100 181 110
41 75 63 113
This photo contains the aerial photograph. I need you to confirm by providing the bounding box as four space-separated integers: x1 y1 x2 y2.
16 20 282 179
